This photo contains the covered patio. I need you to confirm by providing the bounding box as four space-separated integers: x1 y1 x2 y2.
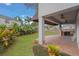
45 35 79 56
32 3 79 56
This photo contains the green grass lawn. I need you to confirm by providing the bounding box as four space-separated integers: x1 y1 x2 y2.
1 31 58 56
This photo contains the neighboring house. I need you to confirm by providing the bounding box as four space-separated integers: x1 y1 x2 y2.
32 3 79 48
0 16 21 26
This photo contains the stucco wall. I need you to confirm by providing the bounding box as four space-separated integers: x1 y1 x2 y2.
0 18 7 24
0 18 21 26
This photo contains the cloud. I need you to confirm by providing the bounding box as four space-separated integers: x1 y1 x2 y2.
4 3 12 6
30 16 33 18
21 15 26 18
21 15 33 18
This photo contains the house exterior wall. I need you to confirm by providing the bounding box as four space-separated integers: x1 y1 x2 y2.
0 18 7 24
0 18 21 26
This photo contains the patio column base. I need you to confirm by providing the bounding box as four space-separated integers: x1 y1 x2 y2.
77 37 79 48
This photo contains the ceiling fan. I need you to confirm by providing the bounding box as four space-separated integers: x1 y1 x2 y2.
60 14 69 23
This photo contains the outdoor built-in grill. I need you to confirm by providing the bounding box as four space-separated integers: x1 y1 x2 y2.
61 24 75 36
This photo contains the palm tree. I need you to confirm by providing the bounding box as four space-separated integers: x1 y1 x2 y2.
14 16 23 26
24 16 32 25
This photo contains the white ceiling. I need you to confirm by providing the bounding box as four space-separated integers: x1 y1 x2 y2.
39 3 79 17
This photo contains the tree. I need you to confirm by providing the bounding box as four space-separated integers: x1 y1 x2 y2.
24 16 32 25
14 16 23 26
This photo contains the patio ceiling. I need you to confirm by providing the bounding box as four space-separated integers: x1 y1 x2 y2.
43 5 79 24
32 4 79 25
44 10 78 24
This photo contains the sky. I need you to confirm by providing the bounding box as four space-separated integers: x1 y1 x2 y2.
0 3 36 19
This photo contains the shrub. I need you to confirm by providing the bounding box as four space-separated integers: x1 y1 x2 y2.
0 24 6 30
0 28 16 49
48 45 60 56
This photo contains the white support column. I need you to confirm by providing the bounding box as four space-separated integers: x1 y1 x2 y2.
77 11 79 48
38 17 45 45
59 24 62 36
59 24 63 39
72 24 77 42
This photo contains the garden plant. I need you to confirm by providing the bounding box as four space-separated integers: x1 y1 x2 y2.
0 16 38 53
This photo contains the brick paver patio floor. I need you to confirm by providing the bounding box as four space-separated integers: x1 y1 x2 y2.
45 35 79 56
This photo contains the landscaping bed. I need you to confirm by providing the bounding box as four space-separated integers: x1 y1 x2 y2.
0 22 37 55
0 31 57 56
33 44 70 56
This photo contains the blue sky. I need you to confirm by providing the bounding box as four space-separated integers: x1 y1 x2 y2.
0 3 36 19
